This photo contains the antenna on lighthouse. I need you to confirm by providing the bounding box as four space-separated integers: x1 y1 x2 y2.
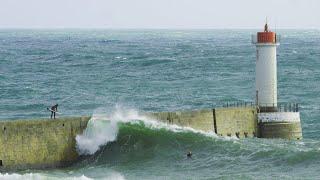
274 18 278 34
264 17 269 32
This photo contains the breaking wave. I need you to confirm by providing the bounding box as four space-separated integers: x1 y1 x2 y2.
75 105 221 155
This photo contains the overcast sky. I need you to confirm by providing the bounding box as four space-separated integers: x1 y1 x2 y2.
0 0 319 29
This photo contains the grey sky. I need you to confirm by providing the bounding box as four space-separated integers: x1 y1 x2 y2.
0 0 319 29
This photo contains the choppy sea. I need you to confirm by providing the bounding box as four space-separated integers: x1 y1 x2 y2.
0 29 319 179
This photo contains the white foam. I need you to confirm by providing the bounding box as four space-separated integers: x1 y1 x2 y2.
0 173 93 180
76 106 145 155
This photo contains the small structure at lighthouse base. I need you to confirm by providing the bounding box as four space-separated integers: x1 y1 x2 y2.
258 109 302 140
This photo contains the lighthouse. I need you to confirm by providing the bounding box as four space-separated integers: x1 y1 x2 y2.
252 23 302 140
253 23 279 112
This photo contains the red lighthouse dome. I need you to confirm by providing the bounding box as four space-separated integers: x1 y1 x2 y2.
257 23 277 43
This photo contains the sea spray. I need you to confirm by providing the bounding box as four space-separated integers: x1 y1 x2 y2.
76 117 118 155
76 107 148 155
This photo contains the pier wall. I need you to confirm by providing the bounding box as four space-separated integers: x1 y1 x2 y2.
148 107 258 138
148 109 215 132
215 108 258 138
0 116 90 170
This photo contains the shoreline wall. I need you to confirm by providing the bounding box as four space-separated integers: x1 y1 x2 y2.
0 116 90 170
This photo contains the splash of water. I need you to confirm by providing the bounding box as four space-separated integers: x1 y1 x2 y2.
75 106 148 155
75 117 118 155
75 105 223 155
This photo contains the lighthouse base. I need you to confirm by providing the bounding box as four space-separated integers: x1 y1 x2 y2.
258 112 302 140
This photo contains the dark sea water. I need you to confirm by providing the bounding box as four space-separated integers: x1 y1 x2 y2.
0 29 319 179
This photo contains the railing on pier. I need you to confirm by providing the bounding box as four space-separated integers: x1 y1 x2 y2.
220 101 299 113
221 101 256 108
258 103 299 113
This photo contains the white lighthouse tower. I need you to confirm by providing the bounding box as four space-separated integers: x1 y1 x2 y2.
253 23 279 112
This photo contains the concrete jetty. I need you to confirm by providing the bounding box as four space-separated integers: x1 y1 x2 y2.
0 107 302 170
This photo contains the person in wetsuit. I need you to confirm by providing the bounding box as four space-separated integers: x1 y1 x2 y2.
187 151 192 158
49 104 58 119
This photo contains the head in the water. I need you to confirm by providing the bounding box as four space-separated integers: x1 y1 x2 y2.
187 151 192 158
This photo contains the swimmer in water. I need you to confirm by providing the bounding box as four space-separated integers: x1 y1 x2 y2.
187 151 192 158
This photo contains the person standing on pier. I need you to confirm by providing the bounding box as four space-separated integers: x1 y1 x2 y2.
48 104 58 119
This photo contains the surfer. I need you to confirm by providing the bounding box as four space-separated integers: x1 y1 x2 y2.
48 104 58 119
187 151 192 158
